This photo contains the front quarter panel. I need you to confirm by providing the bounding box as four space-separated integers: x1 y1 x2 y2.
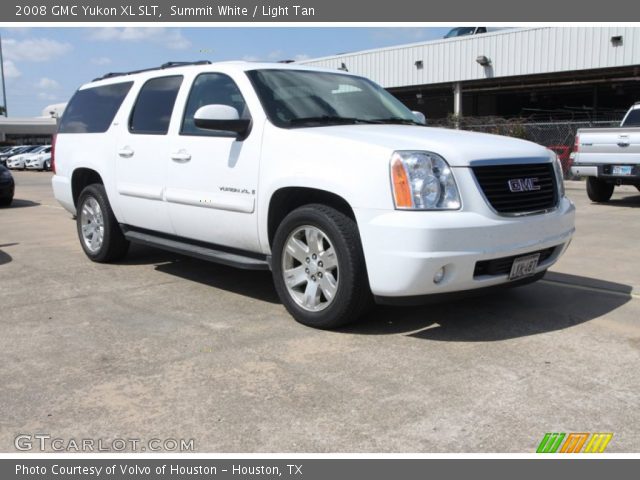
257 122 395 252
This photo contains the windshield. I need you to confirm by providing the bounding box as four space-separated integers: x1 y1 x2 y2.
246 69 420 128
622 109 640 127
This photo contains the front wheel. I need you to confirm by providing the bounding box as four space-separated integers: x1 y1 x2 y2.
76 184 129 262
271 204 371 329
586 177 614 203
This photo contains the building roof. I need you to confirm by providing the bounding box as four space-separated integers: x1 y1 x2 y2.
297 27 640 88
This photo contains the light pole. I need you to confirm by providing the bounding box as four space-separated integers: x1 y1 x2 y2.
0 32 7 117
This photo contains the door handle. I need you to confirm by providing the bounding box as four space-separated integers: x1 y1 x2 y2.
117 147 134 158
171 151 192 163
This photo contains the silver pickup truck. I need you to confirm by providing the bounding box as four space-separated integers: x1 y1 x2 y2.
571 103 640 202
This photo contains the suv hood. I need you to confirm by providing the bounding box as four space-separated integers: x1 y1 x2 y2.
292 125 551 167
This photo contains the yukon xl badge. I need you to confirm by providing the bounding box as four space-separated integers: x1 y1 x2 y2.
507 178 541 193
219 186 255 195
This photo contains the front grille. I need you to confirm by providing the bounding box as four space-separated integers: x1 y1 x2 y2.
473 246 557 277
472 163 558 214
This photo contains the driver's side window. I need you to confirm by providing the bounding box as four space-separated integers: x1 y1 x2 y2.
181 73 250 136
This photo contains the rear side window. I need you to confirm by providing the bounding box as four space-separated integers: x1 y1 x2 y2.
58 82 133 133
129 76 183 135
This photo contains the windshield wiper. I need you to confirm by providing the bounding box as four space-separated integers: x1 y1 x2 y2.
370 118 424 126
287 116 379 126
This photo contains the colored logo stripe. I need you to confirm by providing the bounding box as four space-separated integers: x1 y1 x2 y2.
584 433 613 453
536 433 565 453
560 433 589 453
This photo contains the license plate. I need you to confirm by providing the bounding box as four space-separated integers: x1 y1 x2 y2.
612 165 633 176
509 253 540 280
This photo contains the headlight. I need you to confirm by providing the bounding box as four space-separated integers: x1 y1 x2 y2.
550 151 565 198
390 151 461 210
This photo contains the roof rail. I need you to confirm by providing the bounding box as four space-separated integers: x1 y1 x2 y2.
92 60 212 82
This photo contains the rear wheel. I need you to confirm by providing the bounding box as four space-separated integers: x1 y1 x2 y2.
586 177 614 203
272 204 371 329
77 184 129 262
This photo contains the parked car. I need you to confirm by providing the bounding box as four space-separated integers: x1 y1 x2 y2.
0 164 14 206
0 145 28 167
444 27 488 38
25 146 52 171
6 146 45 170
570 103 640 202
52 61 575 329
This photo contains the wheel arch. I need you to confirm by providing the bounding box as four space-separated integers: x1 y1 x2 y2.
71 168 104 207
267 187 356 248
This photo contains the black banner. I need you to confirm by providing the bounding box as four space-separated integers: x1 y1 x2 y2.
4 459 640 479
4 0 640 22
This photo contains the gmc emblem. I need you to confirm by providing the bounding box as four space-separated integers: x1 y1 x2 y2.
507 177 541 192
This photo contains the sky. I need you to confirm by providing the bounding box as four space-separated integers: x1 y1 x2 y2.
0 27 452 117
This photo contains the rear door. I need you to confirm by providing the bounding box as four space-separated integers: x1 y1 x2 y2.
114 75 183 234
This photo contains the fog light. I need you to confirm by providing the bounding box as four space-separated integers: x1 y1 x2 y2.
433 267 446 284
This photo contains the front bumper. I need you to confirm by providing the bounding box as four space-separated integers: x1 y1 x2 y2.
354 196 575 298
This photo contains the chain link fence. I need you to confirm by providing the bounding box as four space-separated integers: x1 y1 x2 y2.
429 116 622 178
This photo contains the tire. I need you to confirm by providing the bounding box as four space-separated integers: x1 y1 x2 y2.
44 160 51 171
586 177 614 203
0 196 12 207
76 184 129 262
271 204 372 329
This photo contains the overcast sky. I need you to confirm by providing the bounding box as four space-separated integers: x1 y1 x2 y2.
0 27 452 117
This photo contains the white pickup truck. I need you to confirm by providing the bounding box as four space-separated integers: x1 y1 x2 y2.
571 103 640 202
52 61 575 329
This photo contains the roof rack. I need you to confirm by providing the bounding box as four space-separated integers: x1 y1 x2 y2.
92 60 212 82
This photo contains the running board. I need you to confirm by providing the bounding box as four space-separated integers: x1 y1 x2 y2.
123 229 271 271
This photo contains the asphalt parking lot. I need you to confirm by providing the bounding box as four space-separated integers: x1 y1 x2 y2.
1 171 639 453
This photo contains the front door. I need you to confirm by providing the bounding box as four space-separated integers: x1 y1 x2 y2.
165 72 261 252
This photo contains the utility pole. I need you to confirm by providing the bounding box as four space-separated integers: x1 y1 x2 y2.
0 33 7 117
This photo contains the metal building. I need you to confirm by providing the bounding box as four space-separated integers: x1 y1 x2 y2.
298 27 640 122
0 103 63 145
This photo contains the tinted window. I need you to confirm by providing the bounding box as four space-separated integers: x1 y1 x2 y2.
622 109 640 127
181 73 250 136
130 76 183 135
59 82 133 133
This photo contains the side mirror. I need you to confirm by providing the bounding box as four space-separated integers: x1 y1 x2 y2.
193 104 251 140
412 111 427 125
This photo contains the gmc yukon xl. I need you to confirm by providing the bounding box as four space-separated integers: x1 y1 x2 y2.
52 61 575 328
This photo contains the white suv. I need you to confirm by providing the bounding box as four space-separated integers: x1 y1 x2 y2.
52 61 575 328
